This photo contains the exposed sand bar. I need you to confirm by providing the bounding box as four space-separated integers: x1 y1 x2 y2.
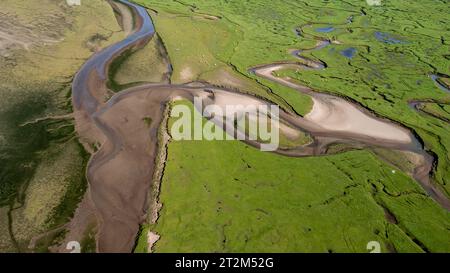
252 62 413 145
305 95 412 143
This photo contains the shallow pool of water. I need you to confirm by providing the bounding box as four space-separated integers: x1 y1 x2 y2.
374 32 406 44
341 47 357 58
315 26 334 33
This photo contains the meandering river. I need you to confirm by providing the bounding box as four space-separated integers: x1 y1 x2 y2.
71 0 450 252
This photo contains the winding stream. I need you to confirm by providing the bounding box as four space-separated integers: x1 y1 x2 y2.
71 0 450 252
431 74 450 94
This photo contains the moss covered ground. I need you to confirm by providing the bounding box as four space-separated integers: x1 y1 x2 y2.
0 0 125 252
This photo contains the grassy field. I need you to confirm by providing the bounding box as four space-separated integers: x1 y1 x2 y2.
417 103 450 122
132 0 450 253
134 4 313 116
0 0 125 252
109 34 171 91
141 101 449 253
135 0 450 195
